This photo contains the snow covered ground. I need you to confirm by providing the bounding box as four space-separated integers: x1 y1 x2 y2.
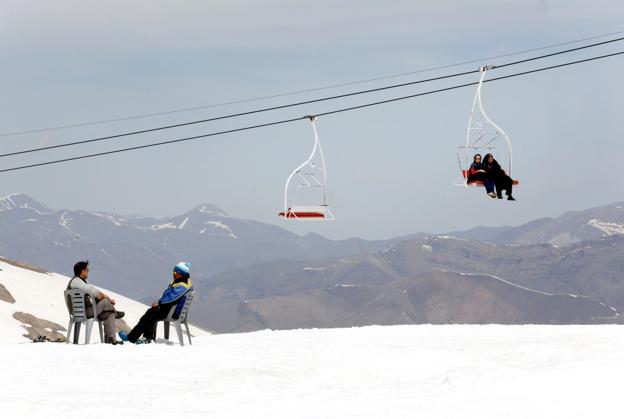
1 324 623 418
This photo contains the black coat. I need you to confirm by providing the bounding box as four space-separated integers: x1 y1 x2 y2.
484 159 513 189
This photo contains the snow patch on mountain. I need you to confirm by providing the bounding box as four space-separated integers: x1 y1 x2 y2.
456 271 554 296
58 212 80 238
587 219 624 236
202 221 237 239
150 222 178 230
197 204 230 218
178 216 190 230
89 211 129 227
0 193 52 215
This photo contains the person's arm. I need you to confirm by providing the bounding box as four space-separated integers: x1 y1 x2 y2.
70 278 101 301
70 278 115 304
99 291 116 305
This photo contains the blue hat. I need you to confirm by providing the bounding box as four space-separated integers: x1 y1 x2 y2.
174 261 191 277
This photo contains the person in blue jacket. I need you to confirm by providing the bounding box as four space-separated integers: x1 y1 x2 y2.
119 262 193 344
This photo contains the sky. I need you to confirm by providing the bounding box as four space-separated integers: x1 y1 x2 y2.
0 0 623 240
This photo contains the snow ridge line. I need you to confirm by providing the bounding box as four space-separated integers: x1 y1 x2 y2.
436 268 621 318
435 268 553 296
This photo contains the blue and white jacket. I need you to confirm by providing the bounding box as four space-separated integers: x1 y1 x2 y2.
159 278 193 319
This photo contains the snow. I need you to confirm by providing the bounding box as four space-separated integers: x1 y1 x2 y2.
422 244 433 252
0 258 207 344
150 222 178 230
1 325 624 418
178 216 190 230
302 267 325 271
203 221 237 239
457 271 554 296
89 211 128 227
586 219 624 236
435 235 467 241
198 205 230 218
0 193 52 215
58 212 80 237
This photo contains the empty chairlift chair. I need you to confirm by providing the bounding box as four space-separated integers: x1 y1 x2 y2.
455 65 519 188
156 291 195 346
278 116 334 220
64 289 104 344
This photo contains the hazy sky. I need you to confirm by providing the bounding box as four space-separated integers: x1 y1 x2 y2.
1 0 623 239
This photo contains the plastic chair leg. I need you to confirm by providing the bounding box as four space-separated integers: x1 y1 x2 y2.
66 319 74 344
174 322 184 346
74 323 81 344
184 322 192 345
85 319 93 344
164 321 170 340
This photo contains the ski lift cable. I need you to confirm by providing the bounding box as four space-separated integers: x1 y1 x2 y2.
1 35 624 162
314 50 624 118
2 28 624 138
0 50 622 175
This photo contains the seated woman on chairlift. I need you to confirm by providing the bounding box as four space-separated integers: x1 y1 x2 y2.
467 154 496 198
483 153 516 201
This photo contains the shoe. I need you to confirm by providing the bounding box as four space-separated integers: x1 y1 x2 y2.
507 196 516 201
488 192 497 198
118 331 129 342
135 338 147 345
105 337 123 345
115 311 125 319
497 194 503 199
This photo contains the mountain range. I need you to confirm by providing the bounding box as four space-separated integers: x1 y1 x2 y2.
1 193 623 332
0 193 393 299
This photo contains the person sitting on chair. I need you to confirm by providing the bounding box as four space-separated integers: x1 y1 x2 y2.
67 260 125 345
119 262 193 344
483 153 516 201
467 153 496 198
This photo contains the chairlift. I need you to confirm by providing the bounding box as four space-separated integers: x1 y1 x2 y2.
278 116 334 220
455 66 519 188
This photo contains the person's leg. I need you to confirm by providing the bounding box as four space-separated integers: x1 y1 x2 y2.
506 178 513 196
145 304 175 341
96 299 117 340
127 307 159 343
484 179 496 197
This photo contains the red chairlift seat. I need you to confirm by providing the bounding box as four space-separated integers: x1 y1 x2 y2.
461 170 519 186
278 208 327 219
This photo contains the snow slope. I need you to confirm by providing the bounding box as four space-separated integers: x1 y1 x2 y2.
1 325 623 418
0 257 207 343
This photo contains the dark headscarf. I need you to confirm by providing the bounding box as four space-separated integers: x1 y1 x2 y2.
483 153 502 173
470 153 483 171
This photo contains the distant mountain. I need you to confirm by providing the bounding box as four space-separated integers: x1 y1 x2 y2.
194 235 624 332
0 193 394 299
194 267 618 333
447 202 624 245
3 193 624 334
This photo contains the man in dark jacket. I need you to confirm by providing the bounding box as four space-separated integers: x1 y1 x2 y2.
119 262 193 344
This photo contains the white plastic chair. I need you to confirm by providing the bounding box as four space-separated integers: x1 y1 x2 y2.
157 291 194 346
64 289 104 344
